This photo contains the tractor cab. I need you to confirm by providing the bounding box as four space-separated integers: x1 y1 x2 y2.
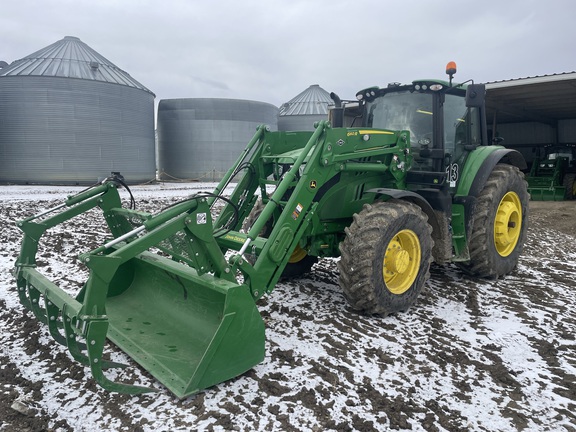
353 63 488 189
535 146 575 167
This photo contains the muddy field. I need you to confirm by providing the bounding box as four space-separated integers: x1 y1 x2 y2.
0 184 575 432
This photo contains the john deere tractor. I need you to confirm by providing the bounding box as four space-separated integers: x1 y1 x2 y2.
526 145 576 200
14 63 529 398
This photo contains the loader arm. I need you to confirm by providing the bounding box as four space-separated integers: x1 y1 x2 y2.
216 121 412 299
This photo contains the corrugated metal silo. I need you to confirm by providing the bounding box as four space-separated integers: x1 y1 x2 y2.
278 84 332 131
157 98 278 181
0 36 155 184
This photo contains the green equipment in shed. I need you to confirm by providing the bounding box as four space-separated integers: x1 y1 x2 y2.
526 146 576 200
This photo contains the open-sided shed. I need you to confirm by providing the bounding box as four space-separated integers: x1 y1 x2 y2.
485 72 576 165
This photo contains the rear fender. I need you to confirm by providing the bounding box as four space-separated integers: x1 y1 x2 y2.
452 146 527 261
456 147 527 198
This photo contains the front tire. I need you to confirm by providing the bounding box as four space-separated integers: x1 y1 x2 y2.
338 200 433 315
457 164 529 278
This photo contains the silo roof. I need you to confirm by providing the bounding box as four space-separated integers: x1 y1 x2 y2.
0 36 153 95
279 84 332 116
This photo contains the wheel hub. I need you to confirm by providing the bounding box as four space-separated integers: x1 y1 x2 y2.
494 191 522 257
383 230 421 295
387 247 410 274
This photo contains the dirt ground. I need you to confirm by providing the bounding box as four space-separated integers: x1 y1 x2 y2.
527 201 576 238
0 191 574 432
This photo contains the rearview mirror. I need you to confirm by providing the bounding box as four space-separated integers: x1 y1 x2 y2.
465 84 485 107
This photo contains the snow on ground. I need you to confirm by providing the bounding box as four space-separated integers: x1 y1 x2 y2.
0 182 575 431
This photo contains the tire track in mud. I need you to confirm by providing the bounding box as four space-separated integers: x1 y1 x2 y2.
262 264 518 430
425 246 576 430
284 249 573 429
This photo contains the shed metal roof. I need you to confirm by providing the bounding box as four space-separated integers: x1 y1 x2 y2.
279 84 332 116
0 36 153 94
485 72 576 125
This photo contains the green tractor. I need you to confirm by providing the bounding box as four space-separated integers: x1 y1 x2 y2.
526 145 576 200
14 63 529 398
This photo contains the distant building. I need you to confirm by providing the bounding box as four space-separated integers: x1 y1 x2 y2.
485 73 576 166
0 36 155 185
278 84 332 131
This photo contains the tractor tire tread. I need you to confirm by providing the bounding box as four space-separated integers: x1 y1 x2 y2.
563 172 576 200
457 164 529 278
338 200 433 315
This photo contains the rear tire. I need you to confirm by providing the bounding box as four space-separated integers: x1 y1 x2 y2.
338 200 433 315
563 173 575 200
457 164 529 278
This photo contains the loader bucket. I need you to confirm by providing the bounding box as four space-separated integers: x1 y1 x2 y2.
14 175 270 398
527 186 566 201
102 252 265 399
17 249 265 399
527 174 566 201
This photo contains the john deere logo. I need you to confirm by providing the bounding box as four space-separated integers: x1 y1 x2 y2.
310 180 317 189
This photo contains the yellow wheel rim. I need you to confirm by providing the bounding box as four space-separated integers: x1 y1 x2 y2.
494 191 522 257
383 229 421 294
288 245 308 263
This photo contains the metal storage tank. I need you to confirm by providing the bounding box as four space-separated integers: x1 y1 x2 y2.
0 36 155 185
278 84 332 131
157 98 278 181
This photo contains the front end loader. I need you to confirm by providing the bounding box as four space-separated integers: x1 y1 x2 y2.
526 146 576 200
13 63 529 398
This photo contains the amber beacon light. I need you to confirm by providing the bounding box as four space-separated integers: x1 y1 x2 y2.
446 61 457 85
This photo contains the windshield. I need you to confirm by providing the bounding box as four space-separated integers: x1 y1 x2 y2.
366 91 433 145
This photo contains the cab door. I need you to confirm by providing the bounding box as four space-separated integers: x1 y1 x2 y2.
443 95 483 189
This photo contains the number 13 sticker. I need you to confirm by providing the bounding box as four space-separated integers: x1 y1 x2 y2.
446 163 459 187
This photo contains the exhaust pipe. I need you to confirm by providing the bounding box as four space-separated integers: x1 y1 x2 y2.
330 92 344 128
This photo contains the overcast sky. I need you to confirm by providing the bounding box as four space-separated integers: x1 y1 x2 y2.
2 0 575 107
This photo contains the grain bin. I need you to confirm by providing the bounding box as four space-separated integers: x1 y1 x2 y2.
157 98 278 181
278 84 332 131
0 36 155 184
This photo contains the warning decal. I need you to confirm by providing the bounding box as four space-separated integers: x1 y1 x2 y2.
292 203 303 220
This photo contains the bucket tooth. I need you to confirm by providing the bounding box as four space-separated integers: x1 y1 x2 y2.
85 320 159 395
16 277 32 310
44 297 67 346
62 312 90 367
60 306 128 371
26 283 47 323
